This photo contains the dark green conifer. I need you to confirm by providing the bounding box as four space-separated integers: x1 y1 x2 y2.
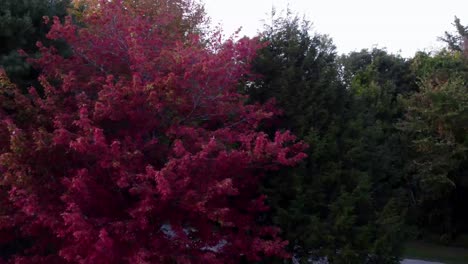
247 13 416 263
0 0 70 88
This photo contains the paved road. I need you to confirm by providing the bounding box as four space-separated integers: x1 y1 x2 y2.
401 259 444 264
307 258 445 264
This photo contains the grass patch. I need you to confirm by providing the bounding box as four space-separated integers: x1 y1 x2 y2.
404 240 468 264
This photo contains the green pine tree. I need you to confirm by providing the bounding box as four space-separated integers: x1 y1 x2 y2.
0 0 70 88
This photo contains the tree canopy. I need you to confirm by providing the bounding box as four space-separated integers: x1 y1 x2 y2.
0 1 306 263
1 2 467 263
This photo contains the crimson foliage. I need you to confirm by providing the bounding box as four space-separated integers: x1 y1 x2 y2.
0 1 306 263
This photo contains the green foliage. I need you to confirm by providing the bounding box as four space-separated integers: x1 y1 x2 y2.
439 17 468 53
412 50 468 83
336 48 417 263
2 2 467 261
0 0 70 87
398 50 468 240
247 12 415 263
248 12 343 137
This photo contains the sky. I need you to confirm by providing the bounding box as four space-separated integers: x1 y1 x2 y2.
203 0 468 57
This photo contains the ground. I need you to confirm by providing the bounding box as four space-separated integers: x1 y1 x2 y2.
403 241 468 264
401 259 444 264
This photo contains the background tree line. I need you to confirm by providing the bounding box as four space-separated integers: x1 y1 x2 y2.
246 12 467 264
1 1 467 263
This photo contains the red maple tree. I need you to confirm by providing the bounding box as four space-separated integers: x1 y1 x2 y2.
0 1 306 263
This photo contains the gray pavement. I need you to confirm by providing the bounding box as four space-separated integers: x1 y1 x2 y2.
401 259 445 264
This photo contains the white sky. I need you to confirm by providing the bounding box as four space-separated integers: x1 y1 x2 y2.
204 0 468 57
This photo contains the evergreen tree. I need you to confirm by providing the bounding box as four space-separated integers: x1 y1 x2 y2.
339 48 418 260
0 0 70 88
439 17 468 55
247 14 415 263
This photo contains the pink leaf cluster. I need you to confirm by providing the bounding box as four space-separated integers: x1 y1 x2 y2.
0 1 307 263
